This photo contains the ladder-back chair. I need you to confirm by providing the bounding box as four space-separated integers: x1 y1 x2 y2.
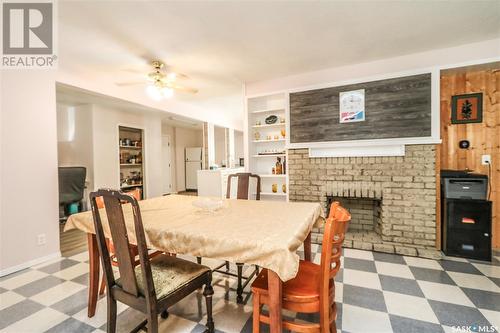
251 201 351 332
90 189 215 333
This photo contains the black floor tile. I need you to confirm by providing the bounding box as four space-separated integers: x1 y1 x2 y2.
373 252 406 265
13 276 65 297
461 288 500 312
37 259 79 274
439 260 482 275
44 318 95 333
50 289 88 316
389 314 444 333
379 275 425 297
343 257 377 273
409 267 455 285
342 284 387 312
0 299 44 330
429 300 491 328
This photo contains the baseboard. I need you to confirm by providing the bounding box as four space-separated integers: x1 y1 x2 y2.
0 252 62 278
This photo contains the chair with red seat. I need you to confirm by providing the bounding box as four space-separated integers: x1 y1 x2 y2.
251 201 351 333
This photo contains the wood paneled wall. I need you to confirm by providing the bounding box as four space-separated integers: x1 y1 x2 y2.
289 74 431 143
440 67 500 249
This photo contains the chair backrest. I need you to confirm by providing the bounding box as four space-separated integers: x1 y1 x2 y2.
226 173 261 200
58 167 86 204
95 188 142 209
89 189 156 301
319 202 351 302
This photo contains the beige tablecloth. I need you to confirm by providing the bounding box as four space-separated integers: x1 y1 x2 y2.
65 195 324 281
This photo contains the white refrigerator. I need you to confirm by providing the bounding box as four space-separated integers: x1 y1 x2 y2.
185 147 203 190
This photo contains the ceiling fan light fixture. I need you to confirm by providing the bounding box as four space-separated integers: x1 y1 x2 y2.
146 85 163 101
161 87 174 98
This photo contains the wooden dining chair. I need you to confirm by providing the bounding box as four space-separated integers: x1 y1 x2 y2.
251 202 351 333
197 172 261 303
90 189 214 333
96 188 161 296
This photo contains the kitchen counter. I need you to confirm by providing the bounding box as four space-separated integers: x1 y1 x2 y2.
197 167 244 198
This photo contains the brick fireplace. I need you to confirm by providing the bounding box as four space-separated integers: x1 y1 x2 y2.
288 145 441 259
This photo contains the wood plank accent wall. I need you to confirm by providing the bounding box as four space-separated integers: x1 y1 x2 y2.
440 68 500 249
289 73 432 143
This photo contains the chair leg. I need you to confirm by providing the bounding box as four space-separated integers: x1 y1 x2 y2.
203 276 215 333
236 263 244 304
99 275 106 296
252 292 260 333
197 257 202 264
148 310 158 333
330 303 337 333
107 296 117 333
225 260 230 271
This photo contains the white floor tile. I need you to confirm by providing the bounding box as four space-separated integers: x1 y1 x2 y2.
30 281 86 306
383 291 439 324
375 261 414 279
343 248 374 261
52 263 88 281
72 296 128 328
341 304 392 333
447 272 500 293
0 307 68 333
472 263 500 279
0 270 48 290
31 257 64 270
158 314 198 332
334 282 343 303
69 251 89 263
0 291 25 310
479 308 500 330
343 269 381 290
201 299 252 333
403 256 443 270
417 280 474 307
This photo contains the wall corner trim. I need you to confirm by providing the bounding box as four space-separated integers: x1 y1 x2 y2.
0 252 62 278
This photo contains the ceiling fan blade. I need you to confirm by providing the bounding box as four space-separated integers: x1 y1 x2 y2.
115 81 145 87
120 68 144 74
165 72 189 80
168 83 198 94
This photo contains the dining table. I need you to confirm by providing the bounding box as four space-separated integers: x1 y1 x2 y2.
65 194 324 333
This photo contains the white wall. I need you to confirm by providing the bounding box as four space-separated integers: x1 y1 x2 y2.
174 127 203 192
1 70 60 275
234 130 244 166
57 104 94 197
246 39 500 95
214 126 226 166
92 105 163 198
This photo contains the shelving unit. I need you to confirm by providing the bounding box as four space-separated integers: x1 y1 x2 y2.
246 93 288 201
118 126 145 198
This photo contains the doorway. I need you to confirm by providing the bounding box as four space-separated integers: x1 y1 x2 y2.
162 135 173 195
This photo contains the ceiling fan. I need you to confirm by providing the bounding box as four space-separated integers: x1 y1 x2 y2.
116 60 198 99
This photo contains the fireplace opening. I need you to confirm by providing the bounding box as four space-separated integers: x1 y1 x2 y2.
323 196 386 249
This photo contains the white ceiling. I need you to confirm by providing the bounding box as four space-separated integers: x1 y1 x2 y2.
58 1 500 108
56 83 204 129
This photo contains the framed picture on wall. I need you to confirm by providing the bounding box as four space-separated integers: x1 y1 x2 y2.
339 89 365 123
451 93 483 124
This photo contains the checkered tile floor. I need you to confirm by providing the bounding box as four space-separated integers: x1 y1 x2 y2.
1 246 499 333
